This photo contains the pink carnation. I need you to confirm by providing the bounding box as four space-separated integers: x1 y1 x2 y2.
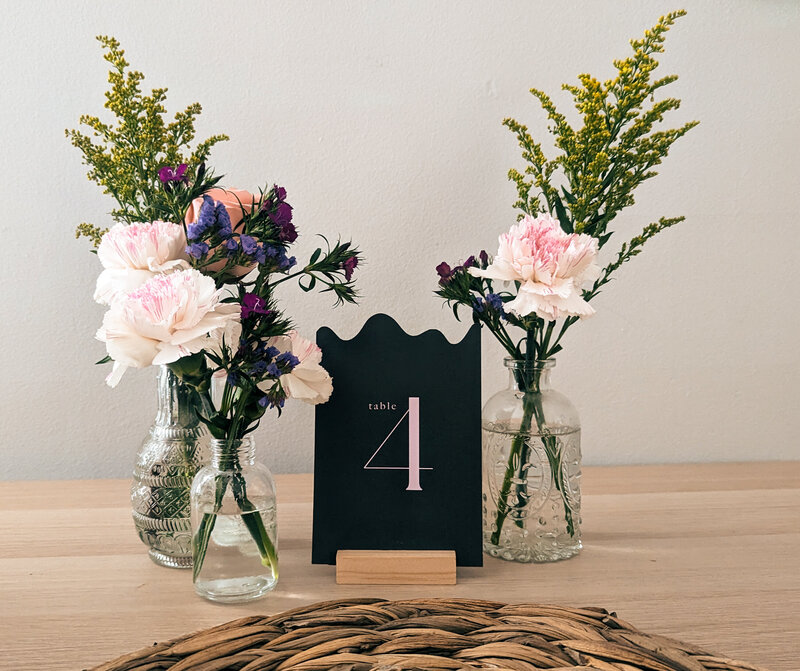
470 213 600 320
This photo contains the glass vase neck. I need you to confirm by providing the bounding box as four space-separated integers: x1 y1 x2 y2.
155 365 200 428
210 437 256 469
504 358 555 392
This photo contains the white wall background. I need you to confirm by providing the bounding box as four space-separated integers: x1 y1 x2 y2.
1 0 798 480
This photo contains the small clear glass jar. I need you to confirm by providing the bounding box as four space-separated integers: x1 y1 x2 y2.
190 436 279 602
482 358 582 562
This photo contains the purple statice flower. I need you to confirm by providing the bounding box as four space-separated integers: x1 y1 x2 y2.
157 164 188 184
214 202 233 237
471 297 485 314
263 245 295 271
486 293 504 311
266 362 281 378
196 195 216 233
254 244 267 265
263 345 280 359
224 238 239 256
186 242 209 259
240 235 258 257
258 395 270 408
276 351 300 371
241 293 271 319
342 255 358 281
186 222 205 241
249 360 268 375
436 261 454 285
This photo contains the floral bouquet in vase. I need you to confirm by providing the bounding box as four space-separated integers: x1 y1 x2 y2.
436 11 698 562
69 37 360 599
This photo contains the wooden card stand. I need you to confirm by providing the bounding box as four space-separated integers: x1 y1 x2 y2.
335 550 457 585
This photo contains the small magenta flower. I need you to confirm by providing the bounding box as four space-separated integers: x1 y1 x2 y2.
158 164 188 184
277 220 298 243
436 261 454 285
343 256 358 281
241 293 272 319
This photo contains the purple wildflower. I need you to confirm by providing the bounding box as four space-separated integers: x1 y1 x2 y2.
266 362 281 378
240 235 258 257
343 256 358 281
214 202 233 237
479 249 489 267
186 242 209 259
436 261 454 285
250 361 268 375
277 220 298 243
258 395 269 408
472 297 485 314
276 351 300 371
486 293 504 311
241 293 272 319
254 244 267 265
186 223 204 241
197 195 216 232
271 202 293 226
224 238 239 256
157 164 188 184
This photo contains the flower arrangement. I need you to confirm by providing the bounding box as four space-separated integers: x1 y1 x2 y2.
436 11 698 548
68 37 360 579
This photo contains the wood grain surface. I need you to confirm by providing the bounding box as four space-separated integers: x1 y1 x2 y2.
0 462 798 670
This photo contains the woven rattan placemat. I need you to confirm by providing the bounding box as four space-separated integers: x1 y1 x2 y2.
89 597 768 671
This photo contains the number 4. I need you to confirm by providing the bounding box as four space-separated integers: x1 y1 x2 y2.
363 397 430 491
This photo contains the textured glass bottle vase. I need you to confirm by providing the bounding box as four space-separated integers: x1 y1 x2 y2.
482 358 582 562
130 366 208 568
191 437 279 603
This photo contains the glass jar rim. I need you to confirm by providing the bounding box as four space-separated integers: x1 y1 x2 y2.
503 357 555 370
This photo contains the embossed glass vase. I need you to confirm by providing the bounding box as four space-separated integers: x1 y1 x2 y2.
482 358 582 562
131 365 207 568
191 436 279 602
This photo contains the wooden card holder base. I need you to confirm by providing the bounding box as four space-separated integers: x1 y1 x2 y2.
335 550 457 585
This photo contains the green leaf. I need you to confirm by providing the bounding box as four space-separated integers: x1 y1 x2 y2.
553 195 572 233
95 355 112 365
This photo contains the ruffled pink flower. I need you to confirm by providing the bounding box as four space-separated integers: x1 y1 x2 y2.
262 331 333 405
96 268 240 387
470 213 600 320
94 221 190 305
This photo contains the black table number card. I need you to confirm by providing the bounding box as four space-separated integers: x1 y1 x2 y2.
312 314 483 566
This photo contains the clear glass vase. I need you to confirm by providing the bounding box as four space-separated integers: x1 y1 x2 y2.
482 358 582 562
191 436 279 602
131 365 208 568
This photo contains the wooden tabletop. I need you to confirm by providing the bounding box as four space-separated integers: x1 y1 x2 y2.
1 462 798 671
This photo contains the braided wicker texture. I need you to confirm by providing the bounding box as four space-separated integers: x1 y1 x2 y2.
90 598 769 671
